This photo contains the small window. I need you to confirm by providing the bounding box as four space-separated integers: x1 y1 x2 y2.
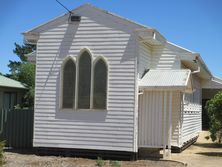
78 51 91 109
93 59 107 109
62 59 76 108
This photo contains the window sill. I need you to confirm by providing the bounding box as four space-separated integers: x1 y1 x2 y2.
59 108 107 112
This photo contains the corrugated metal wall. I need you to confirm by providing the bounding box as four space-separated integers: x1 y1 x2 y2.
0 109 34 148
138 91 181 148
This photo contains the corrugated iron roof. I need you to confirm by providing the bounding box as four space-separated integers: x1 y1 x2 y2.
202 76 222 89
0 75 26 89
139 69 192 92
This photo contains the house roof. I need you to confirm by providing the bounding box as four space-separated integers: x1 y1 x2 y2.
22 3 215 82
139 69 192 93
202 76 222 89
23 3 149 35
0 75 26 89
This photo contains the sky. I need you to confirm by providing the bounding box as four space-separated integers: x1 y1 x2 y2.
0 0 222 77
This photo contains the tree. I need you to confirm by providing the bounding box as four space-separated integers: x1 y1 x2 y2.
7 61 21 80
7 42 36 108
7 43 35 78
13 43 35 61
206 91 222 143
18 63 35 107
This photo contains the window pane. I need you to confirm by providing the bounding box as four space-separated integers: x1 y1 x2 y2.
78 52 91 109
93 59 107 109
62 59 76 108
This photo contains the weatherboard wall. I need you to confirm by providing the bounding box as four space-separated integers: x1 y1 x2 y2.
33 6 142 152
152 46 181 70
138 43 182 79
182 76 202 143
138 43 152 78
138 91 181 148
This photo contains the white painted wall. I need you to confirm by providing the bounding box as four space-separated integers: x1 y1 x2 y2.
33 5 142 152
182 75 202 143
31 4 204 152
138 43 181 79
137 41 202 148
138 43 152 78
152 46 181 70
171 92 182 147
138 91 181 148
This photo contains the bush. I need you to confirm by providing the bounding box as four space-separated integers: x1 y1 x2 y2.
0 141 5 165
109 160 121 167
206 91 222 143
96 157 106 167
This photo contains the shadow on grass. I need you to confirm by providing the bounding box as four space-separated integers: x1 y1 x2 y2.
194 143 222 148
196 152 222 157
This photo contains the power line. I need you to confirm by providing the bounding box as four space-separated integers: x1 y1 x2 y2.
55 0 73 14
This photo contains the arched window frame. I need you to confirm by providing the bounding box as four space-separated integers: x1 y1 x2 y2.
59 48 108 111
92 56 109 110
60 56 76 110
76 47 94 110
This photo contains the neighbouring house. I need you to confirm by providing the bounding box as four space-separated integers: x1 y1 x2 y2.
22 4 222 158
201 77 222 129
0 75 26 110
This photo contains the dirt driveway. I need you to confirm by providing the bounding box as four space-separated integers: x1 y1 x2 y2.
172 131 222 167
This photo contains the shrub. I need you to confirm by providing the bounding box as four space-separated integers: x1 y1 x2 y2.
0 141 5 165
109 160 121 167
206 91 222 143
96 157 106 167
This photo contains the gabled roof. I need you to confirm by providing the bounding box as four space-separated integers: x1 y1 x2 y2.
23 3 149 34
139 69 192 93
22 3 214 80
0 75 26 89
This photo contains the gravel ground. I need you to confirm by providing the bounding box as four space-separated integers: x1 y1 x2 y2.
4 131 220 166
172 131 222 167
3 151 183 167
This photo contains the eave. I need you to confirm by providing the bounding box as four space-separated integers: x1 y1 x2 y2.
22 32 39 45
180 53 212 80
135 28 166 46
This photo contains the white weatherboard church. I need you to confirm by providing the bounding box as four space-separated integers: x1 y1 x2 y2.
23 4 222 159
